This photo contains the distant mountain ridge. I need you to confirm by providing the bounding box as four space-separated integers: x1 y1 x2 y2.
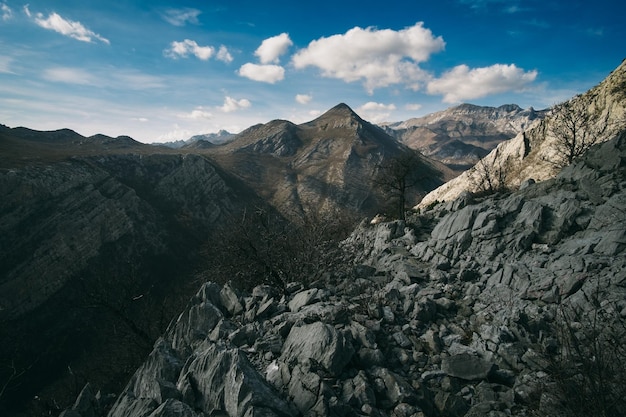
205 103 453 219
418 59 626 208
383 103 548 170
157 130 235 149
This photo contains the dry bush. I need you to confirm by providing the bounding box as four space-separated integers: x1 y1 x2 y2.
200 206 358 292
541 298 626 417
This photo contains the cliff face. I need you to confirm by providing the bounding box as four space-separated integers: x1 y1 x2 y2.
418 59 626 208
0 139 266 416
74 131 626 417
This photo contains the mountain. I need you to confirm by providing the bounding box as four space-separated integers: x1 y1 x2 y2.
0 105 451 416
0 126 272 416
383 103 547 171
65 128 626 417
418 59 626 208
157 130 235 149
206 103 454 220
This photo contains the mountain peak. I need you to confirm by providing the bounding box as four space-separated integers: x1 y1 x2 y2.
318 103 362 120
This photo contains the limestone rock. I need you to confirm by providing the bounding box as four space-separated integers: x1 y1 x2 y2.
280 322 354 376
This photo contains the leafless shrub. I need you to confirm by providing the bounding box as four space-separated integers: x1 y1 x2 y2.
547 97 625 168
469 156 512 196
200 206 357 292
541 297 626 417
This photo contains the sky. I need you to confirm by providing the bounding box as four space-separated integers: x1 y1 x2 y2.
0 0 623 143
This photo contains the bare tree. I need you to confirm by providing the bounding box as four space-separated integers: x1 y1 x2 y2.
547 97 623 168
469 155 511 196
201 206 356 292
373 152 425 221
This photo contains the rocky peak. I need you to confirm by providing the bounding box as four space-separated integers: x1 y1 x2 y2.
304 102 369 131
384 103 547 171
418 59 626 208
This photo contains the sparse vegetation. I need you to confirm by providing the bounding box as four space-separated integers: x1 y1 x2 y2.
373 152 428 221
547 97 625 168
539 294 626 417
200 206 357 292
469 155 512 196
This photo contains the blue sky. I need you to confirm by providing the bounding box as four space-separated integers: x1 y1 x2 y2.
0 0 623 143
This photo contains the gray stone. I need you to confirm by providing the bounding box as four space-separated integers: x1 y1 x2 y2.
288 288 322 312
442 353 494 381
176 343 296 417
219 283 244 316
146 399 196 417
280 322 354 376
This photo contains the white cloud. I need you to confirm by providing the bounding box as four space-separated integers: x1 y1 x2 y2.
295 94 312 104
162 8 201 26
42 67 97 85
113 70 165 90
2 3 13 21
41 66 165 90
217 45 233 63
255 33 293 64
165 39 215 60
219 96 251 113
31 11 110 44
0 56 14 74
357 102 397 123
405 103 423 111
23 5 31 17
292 22 445 93
427 63 538 103
238 63 285 84
179 106 213 120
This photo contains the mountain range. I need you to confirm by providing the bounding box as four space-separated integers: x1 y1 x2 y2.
1 59 624 417
383 103 547 170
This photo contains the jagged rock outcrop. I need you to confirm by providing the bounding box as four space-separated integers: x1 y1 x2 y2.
82 130 626 417
418 59 626 208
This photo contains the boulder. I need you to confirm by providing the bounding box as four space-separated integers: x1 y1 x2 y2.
176 342 296 417
442 353 494 381
280 322 354 376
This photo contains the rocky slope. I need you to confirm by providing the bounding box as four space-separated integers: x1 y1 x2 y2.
383 104 547 170
69 130 626 417
206 103 453 220
0 128 270 416
418 59 626 208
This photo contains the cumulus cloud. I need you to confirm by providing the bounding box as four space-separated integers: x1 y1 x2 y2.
292 22 445 93
357 102 397 123
217 45 233 63
179 106 213 120
2 3 13 21
295 94 312 104
238 63 285 84
30 9 109 44
220 96 251 113
427 63 538 103
165 39 215 60
255 33 293 64
162 8 201 26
